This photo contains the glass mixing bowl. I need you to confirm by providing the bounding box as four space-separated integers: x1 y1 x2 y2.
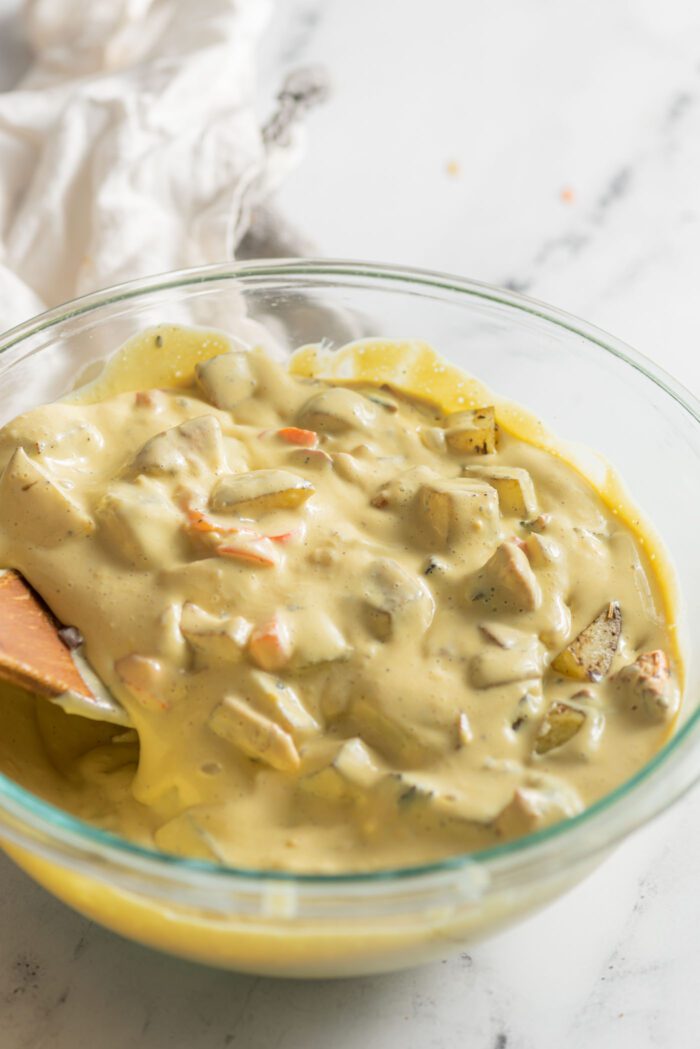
0 260 698 978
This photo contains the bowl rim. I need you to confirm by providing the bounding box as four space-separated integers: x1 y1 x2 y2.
0 256 698 889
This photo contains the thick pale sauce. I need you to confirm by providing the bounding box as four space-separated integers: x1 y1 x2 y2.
0 331 681 872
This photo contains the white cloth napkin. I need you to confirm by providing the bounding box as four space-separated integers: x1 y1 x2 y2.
0 0 326 333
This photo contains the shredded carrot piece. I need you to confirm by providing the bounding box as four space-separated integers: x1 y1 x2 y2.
186 508 218 533
218 547 274 566
276 427 318 447
186 508 257 540
217 537 278 567
187 510 297 550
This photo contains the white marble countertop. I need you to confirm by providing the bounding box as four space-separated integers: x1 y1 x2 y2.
2 1 700 1046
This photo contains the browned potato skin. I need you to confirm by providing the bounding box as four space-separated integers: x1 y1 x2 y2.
552 602 621 682
534 702 586 755
462 464 538 518
613 649 676 723
444 406 497 454
210 469 314 515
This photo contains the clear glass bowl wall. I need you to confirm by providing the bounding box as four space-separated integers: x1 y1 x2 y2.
0 261 698 977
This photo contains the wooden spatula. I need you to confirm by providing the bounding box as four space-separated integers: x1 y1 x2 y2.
0 570 130 726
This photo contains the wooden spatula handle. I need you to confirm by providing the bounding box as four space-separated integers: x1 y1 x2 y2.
0 570 93 699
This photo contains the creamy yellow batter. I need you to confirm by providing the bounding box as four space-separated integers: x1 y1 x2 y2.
0 329 681 873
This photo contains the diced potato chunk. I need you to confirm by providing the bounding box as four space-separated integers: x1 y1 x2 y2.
195 353 256 410
208 695 299 772
362 558 435 641
97 477 185 567
40 420 105 467
419 427 447 454
334 737 383 785
289 608 351 669
470 632 543 688
115 654 171 712
471 541 542 613
493 788 553 837
416 477 501 548
520 533 572 647
493 777 582 837
180 602 251 662
0 448 94 546
522 532 560 569
552 602 621 682
384 772 485 830
332 452 370 487
300 738 383 801
286 447 333 472
462 464 538 517
297 388 379 433
248 670 319 737
534 702 586 754
350 697 440 765
210 469 314 516
613 650 678 723
133 416 226 477
445 406 497 454
479 621 529 648
370 465 431 511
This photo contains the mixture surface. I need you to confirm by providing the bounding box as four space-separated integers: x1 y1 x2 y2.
0 332 681 871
